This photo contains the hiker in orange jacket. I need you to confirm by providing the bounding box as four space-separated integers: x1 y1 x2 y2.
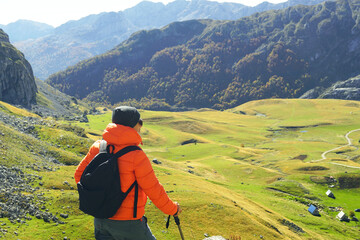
75 106 181 240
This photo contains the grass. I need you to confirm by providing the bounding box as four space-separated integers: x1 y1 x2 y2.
1 98 360 239
36 91 55 110
75 98 360 240
35 125 92 157
0 101 39 117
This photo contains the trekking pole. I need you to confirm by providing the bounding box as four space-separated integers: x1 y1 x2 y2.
174 216 185 240
166 215 185 240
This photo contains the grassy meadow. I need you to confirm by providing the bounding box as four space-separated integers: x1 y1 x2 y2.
0 99 359 239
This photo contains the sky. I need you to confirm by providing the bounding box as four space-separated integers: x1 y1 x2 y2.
0 0 287 27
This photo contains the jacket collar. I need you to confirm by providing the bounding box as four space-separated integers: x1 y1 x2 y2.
102 123 142 146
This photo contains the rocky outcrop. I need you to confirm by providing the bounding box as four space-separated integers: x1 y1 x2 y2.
301 75 360 100
300 87 326 99
320 75 360 100
0 29 37 107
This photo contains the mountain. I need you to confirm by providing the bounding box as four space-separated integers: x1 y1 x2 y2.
1 20 54 43
13 0 328 79
0 29 37 107
46 0 360 109
301 74 360 100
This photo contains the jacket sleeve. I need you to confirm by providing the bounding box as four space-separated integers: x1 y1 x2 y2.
134 151 178 216
74 141 100 183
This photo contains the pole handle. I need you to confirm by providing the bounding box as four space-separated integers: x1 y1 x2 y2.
174 216 180 225
165 215 184 239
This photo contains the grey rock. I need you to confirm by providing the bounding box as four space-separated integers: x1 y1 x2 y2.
152 159 162 164
302 75 360 101
0 29 37 107
203 236 227 240
300 87 325 99
0 165 63 224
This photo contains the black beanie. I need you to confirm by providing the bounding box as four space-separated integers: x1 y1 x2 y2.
112 106 140 128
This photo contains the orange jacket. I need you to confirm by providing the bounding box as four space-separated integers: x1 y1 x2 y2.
74 123 177 220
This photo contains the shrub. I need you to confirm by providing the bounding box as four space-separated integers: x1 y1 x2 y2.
297 166 329 171
349 211 355 219
337 174 360 189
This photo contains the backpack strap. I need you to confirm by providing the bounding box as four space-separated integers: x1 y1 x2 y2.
123 181 139 218
99 140 107 153
134 182 138 218
113 145 142 219
114 146 142 158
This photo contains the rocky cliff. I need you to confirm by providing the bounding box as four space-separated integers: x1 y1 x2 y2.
301 74 360 100
0 29 37 107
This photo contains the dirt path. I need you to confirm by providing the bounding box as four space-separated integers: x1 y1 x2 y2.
330 162 360 169
312 128 360 165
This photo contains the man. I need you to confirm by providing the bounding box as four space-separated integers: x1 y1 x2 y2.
75 106 181 240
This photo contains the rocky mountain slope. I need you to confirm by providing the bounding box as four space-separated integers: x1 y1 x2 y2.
301 74 360 100
32 79 89 120
12 0 328 79
47 0 360 109
0 97 94 239
0 29 37 107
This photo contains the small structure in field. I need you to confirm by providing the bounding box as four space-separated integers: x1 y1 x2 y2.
326 190 335 199
308 205 320 216
336 211 349 221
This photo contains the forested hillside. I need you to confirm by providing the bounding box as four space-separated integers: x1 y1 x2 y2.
14 0 327 79
47 0 360 109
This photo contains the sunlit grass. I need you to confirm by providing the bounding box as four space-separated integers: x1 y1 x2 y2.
1 99 360 239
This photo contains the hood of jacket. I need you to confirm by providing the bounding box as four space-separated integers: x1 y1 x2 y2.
102 123 142 146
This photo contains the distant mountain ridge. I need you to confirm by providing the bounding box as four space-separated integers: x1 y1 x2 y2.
0 29 37 107
10 0 328 79
0 20 54 42
47 0 360 110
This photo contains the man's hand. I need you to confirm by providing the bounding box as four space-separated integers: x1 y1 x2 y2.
174 202 182 217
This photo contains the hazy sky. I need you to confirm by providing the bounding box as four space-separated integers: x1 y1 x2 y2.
0 0 287 27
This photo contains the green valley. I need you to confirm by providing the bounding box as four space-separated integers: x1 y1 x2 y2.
0 98 358 239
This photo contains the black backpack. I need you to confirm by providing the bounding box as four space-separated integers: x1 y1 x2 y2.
77 140 141 219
